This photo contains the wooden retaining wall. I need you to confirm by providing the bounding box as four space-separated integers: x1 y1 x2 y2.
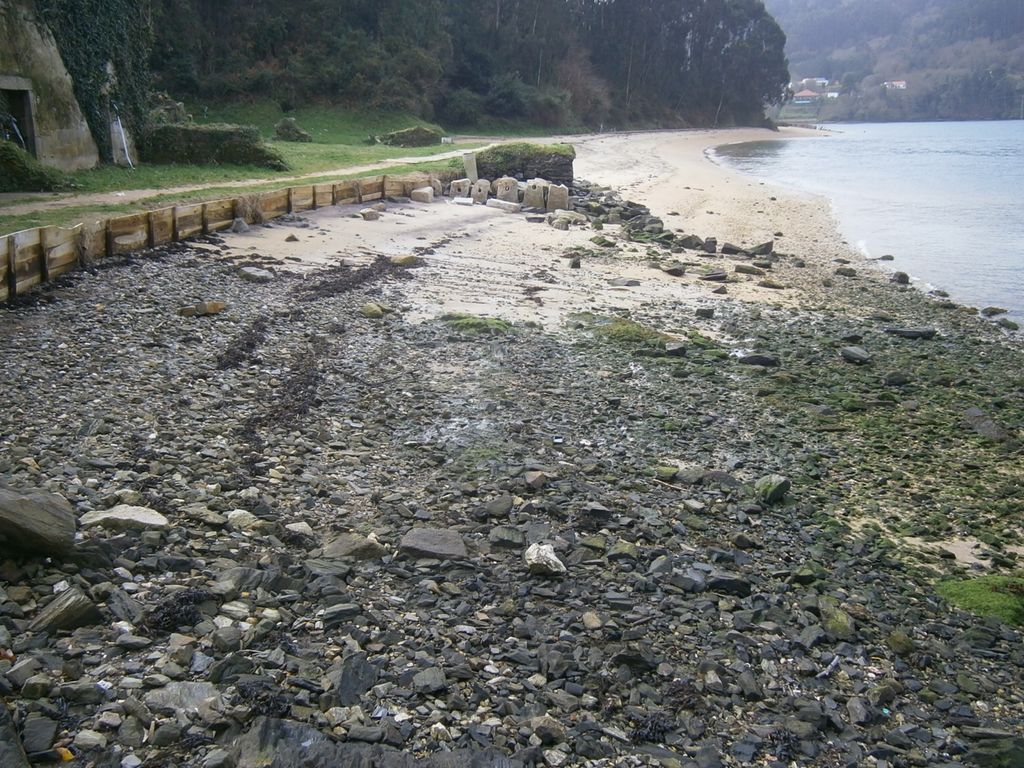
1 172 456 303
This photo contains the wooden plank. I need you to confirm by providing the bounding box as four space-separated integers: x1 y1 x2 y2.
290 185 314 213
80 221 107 262
260 189 290 220
149 207 175 246
384 175 405 198
359 175 384 202
41 224 81 279
314 183 334 208
174 204 204 240
335 181 359 205
107 213 149 256
204 198 235 233
12 228 43 293
1 235 10 302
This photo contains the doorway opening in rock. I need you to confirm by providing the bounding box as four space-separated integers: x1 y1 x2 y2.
1 89 36 156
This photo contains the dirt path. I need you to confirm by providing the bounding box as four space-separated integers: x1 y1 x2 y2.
0 143 507 218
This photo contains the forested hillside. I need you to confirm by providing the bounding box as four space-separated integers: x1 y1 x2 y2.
147 0 790 129
765 0 1024 121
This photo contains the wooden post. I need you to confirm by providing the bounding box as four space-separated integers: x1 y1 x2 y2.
3 236 14 300
287 187 294 214
39 227 51 284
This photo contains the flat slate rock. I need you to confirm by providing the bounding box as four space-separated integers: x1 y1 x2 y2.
27 587 102 634
79 504 169 531
399 528 468 560
0 487 76 556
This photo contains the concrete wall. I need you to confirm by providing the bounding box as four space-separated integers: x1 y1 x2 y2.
0 0 99 170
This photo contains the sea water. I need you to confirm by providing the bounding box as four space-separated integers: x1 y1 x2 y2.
711 121 1024 323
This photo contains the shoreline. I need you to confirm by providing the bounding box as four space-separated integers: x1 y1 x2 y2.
1 127 1023 766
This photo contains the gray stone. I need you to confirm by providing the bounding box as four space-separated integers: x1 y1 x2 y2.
205 748 236 768
0 487 76 556
322 603 362 628
322 533 386 561
230 217 250 233
211 626 242 653
399 528 467 560
412 666 448 694
239 266 274 283
333 653 378 706
20 712 57 753
79 504 169 531
706 571 752 597
21 673 52 699
73 729 107 750
0 705 30 768
28 587 102 633
839 346 872 364
359 208 381 221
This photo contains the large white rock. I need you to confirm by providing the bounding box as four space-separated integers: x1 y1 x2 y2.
450 179 472 198
410 187 434 204
471 179 490 205
495 176 519 203
463 152 479 183
523 179 549 209
524 543 567 576
486 199 522 214
546 184 570 212
452 197 474 206
80 505 169 531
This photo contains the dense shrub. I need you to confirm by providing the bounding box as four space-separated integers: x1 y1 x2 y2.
0 141 69 192
475 142 576 185
440 89 485 127
140 123 289 170
485 73 532 117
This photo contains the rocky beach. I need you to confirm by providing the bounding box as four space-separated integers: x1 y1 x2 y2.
1 128 1022 768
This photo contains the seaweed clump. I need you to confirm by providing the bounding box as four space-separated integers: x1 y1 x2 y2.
145 587 214 632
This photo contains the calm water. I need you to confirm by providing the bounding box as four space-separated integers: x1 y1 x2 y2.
712 121 1024 322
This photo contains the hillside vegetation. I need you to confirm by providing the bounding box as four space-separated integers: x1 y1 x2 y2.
148 0 789 129
766 0 1024 121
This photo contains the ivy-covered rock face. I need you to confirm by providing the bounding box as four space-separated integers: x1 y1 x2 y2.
37 0 151 162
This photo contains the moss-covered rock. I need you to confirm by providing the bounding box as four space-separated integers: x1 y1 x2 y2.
140 123 289 170
476 142 576 185
378 126 443 147
274 117 312 143
0 141 69 192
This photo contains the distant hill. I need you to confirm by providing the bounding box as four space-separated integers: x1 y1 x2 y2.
764 0 1024 121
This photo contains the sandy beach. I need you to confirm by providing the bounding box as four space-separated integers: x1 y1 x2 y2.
217 127 846 331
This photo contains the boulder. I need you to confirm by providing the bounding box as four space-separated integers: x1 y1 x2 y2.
410 187 434 204
273 117 312 143
755 474 791 505
377 126 442 148
0 705 31 768
0 487 76 556
322 533 386 560
839 346 872 364
495 176 519 203
239 266 274 283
